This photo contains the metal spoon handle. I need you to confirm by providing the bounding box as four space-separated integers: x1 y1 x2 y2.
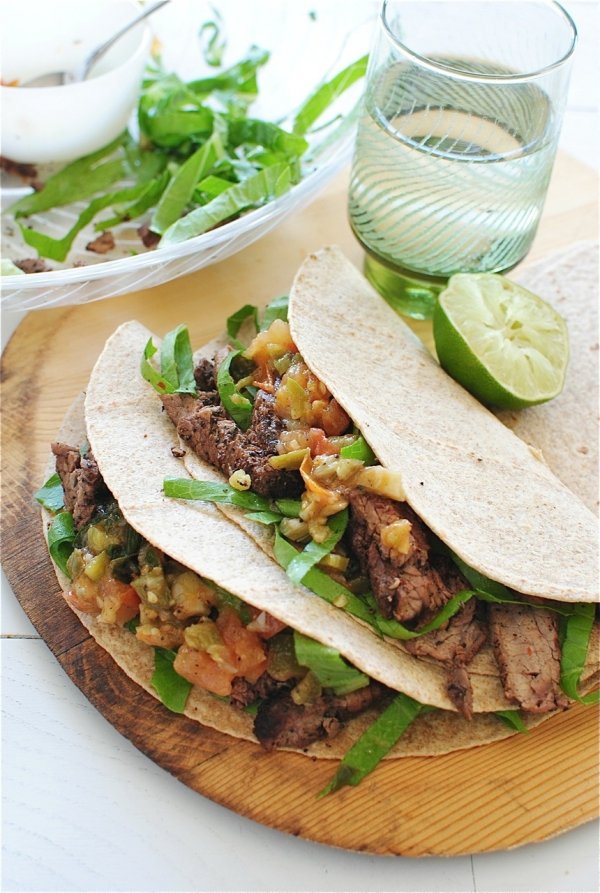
81 0 170 80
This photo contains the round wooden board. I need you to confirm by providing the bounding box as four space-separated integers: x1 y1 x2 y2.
2 157 598 856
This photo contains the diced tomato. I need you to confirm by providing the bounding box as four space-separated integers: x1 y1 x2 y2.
174 645 235 696
308 427 338 457
217 606 268 682
246 608 287 639
97 577 140 625
315 398 351 436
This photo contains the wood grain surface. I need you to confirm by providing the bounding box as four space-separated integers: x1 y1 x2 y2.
2 155 598 856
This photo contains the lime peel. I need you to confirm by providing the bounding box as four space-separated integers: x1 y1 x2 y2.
433 273 569 409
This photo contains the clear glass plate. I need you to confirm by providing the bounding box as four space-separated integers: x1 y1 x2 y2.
0 0 375 311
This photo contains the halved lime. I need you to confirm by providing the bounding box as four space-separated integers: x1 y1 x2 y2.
433 273 569 409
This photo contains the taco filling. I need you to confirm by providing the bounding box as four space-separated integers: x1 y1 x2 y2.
49 441 390 752
150 313 580 720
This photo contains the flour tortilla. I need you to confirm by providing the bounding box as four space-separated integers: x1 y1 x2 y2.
46 395 598 758
501 241 599 515
288 246 598 603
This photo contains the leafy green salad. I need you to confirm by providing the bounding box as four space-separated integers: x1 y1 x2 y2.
5 20 367 266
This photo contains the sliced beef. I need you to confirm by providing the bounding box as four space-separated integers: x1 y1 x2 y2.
14 257 52 274
137 224 161 249
349 492 465 622
489 604 568 712
194 358 217 393
404 599 487 718
254 682 386 750
86 231 115 254
51 442 108 529
229 672 289 708
161 388 303 499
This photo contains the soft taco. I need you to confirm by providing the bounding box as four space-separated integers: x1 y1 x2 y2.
37 246 598 791
132 245 598 725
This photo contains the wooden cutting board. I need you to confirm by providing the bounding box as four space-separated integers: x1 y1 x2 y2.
2 154 598 856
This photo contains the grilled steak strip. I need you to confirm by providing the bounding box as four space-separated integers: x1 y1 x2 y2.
404 599 487 719
348 492 465 622
51 442 108 529
229 672 289 709
489 604 568 712
162 369 303 499
254 682 387 750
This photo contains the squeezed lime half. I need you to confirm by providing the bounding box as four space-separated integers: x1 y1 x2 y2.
433 273 569 409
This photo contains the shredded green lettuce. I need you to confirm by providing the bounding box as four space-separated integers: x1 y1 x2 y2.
47 512 76 577
319 692 425 796
34 473 65 512
151 648 192 713
226 304 259 348
339 435 376 465
293 54 369 135
286 508 348 584
260 294 289 329
496 710 529 733
160 325 197 395
163 477 272 512
141 337 175 394
559 604 599 704
217 350 254 430
293 631 369 695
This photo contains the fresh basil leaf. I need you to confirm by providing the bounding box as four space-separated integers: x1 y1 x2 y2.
273 527 377 629
560 603 599 704
151 648 192 713
293 631 369 695
226 304 259 348
319 692 424 796
47 511 76 577
286 509 348 585
140 337 175 395
261 294 289 329
496 710 529 733
34 473 65 512
160 325 197 395
293 55 368 135
373 589 475 640
160 163 293 246
163 477 272 512
340 435 376 465
217 350 254 430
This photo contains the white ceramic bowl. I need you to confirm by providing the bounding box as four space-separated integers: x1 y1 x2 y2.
0 0 151 163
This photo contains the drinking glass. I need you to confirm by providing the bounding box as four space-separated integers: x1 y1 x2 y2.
348 0 577 319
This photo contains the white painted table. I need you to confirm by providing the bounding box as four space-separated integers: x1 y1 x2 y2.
2 2 598 890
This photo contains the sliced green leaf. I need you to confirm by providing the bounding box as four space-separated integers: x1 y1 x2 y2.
260 294 289 329
275 498 301 518
160 163 293 246
496 710 529 733
273 527 377 629
560 603 599 704
8 133 129 218
373 589 475 640
293 54 368 135
19 181 156 262
199 14 226 67
47 511 76 577
151 648 192 713
34 473 65 512
217 350 254 430
229 119 308 161
163 477 272 512
160 325 197 395
293 631 369 695
340 435 376 465
286 509 348 585
95 171 169 231
319 692 424 796
244 510 283 525
140 337 175 395
151 130 225 234
226 304 259 348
